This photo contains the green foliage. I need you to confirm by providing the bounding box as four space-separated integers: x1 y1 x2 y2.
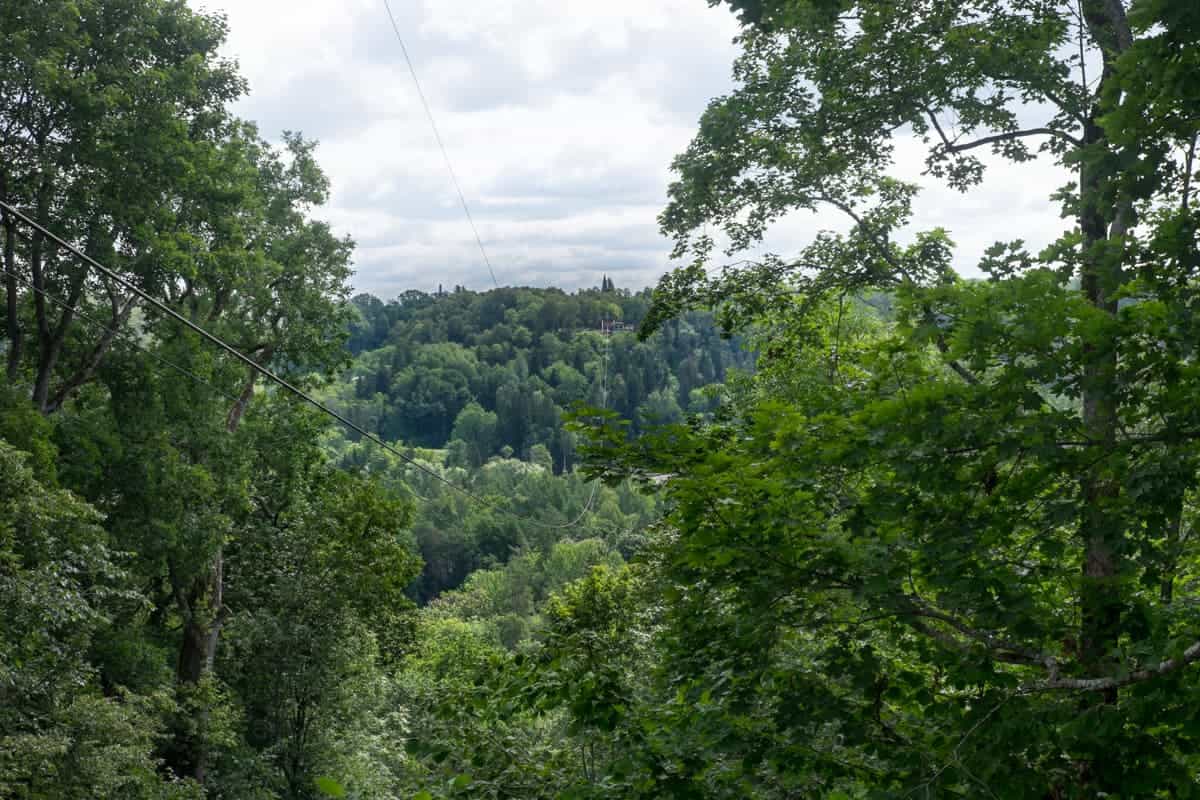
9 0 1198 797
424 538 625 647
581 0 1200 796
1 1 353 417
0 4 406 794
449 402 499 469
312 776 346 798
327 429 657 602
396 617 566 799
0 437 197 799
332 286 751 461
323 282 741 605
0 384 56 480
538 565 643 736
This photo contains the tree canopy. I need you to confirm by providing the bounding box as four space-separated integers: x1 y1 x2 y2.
4 0 1200 798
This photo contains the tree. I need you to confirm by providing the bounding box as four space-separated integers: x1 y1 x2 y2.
635 381 684 429
395 616 577 800
621 0 1200 794
0 0 243 408
1 1 353 418
0 438 194 799
528 443 553 472
0 5 355 769
1 6 427 798
325 286 750 457
99 348 246 784
450 402 499 469
219 403 421 798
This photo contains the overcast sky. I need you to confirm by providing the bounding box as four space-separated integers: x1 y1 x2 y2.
188 0 1073 298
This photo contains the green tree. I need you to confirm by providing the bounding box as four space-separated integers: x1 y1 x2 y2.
450 402 499 469
0 0 243 408
635 382 684 429
395 617 576 800
0 438 194 799
0 5 416 798
325 286 750 455
219 404 421 798
618 0 1200 795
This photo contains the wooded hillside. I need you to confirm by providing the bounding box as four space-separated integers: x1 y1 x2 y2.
4 0 1200 798
330 285 752 462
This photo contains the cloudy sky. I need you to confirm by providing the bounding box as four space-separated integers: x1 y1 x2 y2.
188 0 1073 298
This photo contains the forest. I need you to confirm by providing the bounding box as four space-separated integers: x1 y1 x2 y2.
3 0 1200 798
327 286 751 602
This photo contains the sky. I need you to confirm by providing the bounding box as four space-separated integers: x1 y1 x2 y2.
188 0 1074 299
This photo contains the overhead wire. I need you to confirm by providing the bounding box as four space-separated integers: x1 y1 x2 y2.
380 0 500 289
0 199 518 517
553 328 610 527
1 264 242 405
4 11 632 531
375 3 630 528
3 200 629 532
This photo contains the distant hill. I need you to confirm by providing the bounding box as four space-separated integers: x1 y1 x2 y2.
327 284 755 472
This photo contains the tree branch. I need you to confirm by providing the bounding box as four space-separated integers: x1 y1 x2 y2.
46 291 138 412
932 330 980 385
1182 132 1196 213
814 194 914 283
1025 639 1200 693
931 116 1082 154
900 595 1055 669
1 199 21 381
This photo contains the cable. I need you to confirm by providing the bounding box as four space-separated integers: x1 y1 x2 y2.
0 200 511 514
515 327 611 531
2 207 620 533
376 4 628 528
564 330 610 522
1 266 242 405
381 0 500 289
3 201 615 536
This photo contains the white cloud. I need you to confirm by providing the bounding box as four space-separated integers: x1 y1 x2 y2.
190 0 1075 297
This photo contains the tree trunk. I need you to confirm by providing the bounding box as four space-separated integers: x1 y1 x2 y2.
1073 3 1133 791
169 368 258 783
31 216 99 413
28 180 51 347
2 204 20 381
28 178 59 412
225 359 265 433
45 290 136 413
31 262 88 413
1077 113 1121 688
170 549 227 784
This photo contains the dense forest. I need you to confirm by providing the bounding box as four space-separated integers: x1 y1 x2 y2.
334 286 752 461
4 0 1200 798
325 285 750 602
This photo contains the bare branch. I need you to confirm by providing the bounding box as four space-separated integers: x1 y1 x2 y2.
1025 639 1200 693
949 127 1081 154
925 108 956 151
46 292 138 412
925 107 1082 153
